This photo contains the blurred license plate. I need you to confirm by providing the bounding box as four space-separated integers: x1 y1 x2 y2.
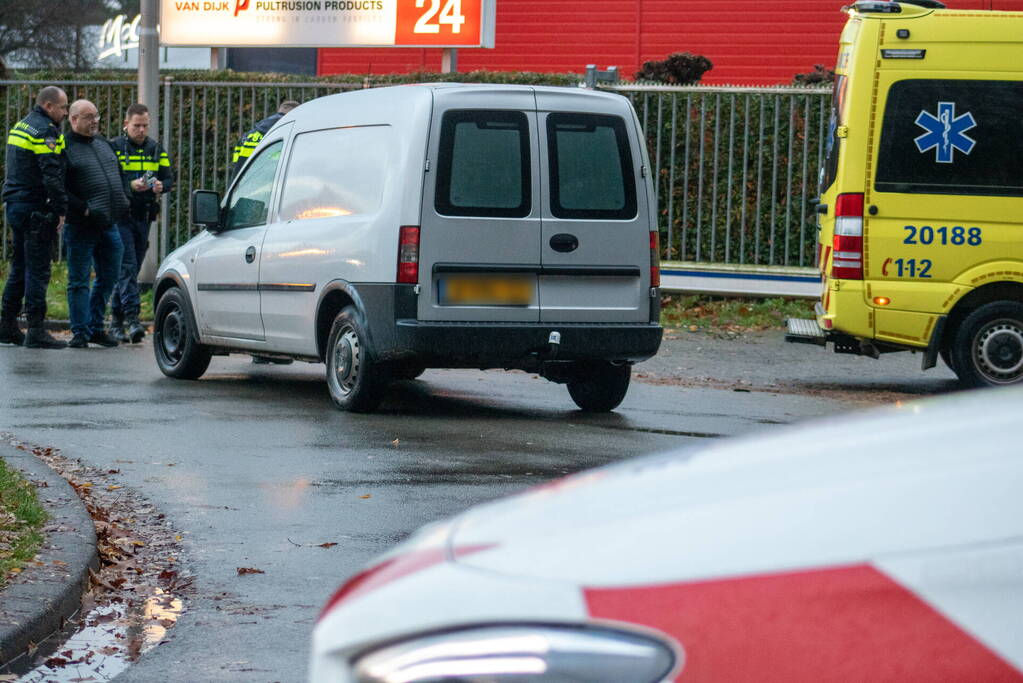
439 276 532 306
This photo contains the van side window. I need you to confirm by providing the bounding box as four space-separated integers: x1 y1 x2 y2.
224 141 283 230
435 110 531 218
547 113 636 220
279 126 389 222
876 79 1023 197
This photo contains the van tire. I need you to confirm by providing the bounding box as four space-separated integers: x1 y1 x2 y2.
154 287 212 380
567 362 631 412
325 306 389 412
951 301 1023 387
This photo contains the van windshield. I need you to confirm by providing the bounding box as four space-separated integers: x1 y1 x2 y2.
819 75 848 194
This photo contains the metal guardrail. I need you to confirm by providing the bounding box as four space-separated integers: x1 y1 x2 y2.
1 79 830 293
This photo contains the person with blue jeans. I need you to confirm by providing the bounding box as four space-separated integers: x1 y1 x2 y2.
110 103 174 344
63 99 128 348
0 86 69 349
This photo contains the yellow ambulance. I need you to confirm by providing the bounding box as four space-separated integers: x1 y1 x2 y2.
786 0 1023 386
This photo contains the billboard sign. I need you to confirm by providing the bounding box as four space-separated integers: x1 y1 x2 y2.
160 0 495 48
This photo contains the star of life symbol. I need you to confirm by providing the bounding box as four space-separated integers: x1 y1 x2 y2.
914 102 976 164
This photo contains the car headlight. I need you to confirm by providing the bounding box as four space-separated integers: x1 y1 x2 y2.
352 623 679 683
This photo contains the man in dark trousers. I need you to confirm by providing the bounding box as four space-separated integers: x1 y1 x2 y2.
109 103 173 343
231 100 299 177
63 99 127 349
0 86 69 349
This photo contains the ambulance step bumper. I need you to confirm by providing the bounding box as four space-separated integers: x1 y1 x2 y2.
785 318 827 346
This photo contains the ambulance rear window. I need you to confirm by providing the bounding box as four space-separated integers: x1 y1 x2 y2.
819 75 847 194
875 79 1023 197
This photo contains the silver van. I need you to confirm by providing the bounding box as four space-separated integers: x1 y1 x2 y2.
153 84 663 412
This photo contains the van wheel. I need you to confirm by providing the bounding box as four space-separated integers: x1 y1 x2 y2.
951 301 1023 387
567 362 631 412
325 306 389 412
154 288 212 380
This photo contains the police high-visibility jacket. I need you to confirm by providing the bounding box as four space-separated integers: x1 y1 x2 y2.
110 134 174 222
2 105 68 215
231 112 285 176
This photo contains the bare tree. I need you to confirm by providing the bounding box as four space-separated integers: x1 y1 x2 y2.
0 0 136 70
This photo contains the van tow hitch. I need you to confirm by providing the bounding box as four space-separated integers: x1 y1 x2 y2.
547 331 561 359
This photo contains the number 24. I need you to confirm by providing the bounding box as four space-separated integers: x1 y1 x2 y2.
415 0 465 34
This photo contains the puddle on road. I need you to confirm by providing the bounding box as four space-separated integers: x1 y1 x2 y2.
1 435 192 683
12 589 184 682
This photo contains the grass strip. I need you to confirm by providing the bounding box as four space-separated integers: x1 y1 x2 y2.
0 261 155 322
661 294 816 332
0 457 47 588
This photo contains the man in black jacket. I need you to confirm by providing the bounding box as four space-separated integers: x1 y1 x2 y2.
0 86 69 349
109 103 174 343
230 100 299 177
63 99 127 349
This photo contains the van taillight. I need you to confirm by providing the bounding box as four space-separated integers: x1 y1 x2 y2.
650 231 661 288
831 193 863 280
398 226 420 284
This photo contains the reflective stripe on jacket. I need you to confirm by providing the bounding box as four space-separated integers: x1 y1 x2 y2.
110 135 174 220
2 106 68 214
231 112 284 173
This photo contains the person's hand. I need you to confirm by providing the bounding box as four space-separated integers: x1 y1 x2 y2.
57 215 65 232
152 180 164 195
131 178 147 192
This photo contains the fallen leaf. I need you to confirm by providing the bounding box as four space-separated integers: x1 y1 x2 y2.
317 542 338 548
236 567 265 575
359 494 372 499
107 485 123 491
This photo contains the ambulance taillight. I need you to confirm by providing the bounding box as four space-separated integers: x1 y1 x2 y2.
832 193 864 280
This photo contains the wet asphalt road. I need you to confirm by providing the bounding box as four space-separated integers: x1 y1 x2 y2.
0 333 960 682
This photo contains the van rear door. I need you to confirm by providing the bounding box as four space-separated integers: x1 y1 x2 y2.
535 90 652 323
418 89 542 322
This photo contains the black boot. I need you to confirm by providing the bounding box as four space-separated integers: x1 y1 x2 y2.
127 316 146 344
24 321 67 349
88 330 119 348
110 311 129 343
0 315 24 346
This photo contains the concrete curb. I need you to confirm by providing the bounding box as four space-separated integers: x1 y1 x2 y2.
0 444 98 667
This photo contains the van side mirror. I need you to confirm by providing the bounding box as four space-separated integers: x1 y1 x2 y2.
191 190 222 231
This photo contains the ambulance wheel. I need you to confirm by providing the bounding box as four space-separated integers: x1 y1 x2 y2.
951 301 1023 387
567 362 631 412
325 306 390 412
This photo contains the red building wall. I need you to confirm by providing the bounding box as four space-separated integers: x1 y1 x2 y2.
318 0 1023 86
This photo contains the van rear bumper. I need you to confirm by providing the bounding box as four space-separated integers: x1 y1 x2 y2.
391 320 663 367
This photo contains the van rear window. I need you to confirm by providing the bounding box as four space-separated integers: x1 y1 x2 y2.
435 110 531 218
875 79 1023 197
547 113 637 220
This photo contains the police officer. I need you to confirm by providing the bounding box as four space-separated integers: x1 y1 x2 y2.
231 100 299 177
0 86 69 349
109 103 174 343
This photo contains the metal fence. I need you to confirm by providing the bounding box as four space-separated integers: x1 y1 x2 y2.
615 84 831 268
0 79 830 270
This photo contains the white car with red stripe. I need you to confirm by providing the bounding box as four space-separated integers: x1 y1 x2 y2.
311 389 1023 682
